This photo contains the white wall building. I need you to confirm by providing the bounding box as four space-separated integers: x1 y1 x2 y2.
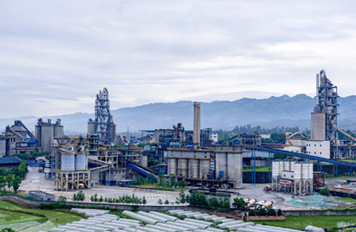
210 133 218 142
305 140 330 159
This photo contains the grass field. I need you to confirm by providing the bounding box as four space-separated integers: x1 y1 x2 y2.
243 166 269 172
253 215 356 230
339 197 356 204
0 209 43 225
0 201 85 226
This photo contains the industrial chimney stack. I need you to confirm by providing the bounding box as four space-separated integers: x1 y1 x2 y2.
193 102 201 148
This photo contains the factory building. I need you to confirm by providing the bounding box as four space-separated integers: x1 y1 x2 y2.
166 145 242 188
305 140 330 159
0 121 38 156
51 138 92 191
35 118 64 152
88 88 116 144
272 160 313 195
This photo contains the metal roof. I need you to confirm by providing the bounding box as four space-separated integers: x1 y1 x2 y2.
0 157 22 165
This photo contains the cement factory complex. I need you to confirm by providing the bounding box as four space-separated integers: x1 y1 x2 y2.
2 69 356 210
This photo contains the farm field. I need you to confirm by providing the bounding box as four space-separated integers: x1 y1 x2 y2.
253 215 356 230
0 201 85 231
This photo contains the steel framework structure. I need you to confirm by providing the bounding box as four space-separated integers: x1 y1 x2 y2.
314 70 339 158
94 88 113 144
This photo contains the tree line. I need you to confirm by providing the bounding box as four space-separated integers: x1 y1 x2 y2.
0 160 27 193
11 150 50 160
132 171 187 188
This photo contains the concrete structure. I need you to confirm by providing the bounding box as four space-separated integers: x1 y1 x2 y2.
28 190 55 201
193 102 201 148
1 120 38 156
306 140 331 159
167 145 242 188
88 88 116 144
272 160 313 195
311 113 326 140
35 118 64 152
51 138 92 191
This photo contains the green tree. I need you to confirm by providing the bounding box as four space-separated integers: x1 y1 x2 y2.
0 176 6 191
232 198 247 208
12 176 21 193
270 133 286 144
99 195 103 202
320 187 330 196
277 209 282 216
267 209 276 216
169 174 175 186
142 196 147 204
5 174 13 190
179 189 186 203
165 199 169 204
158 171 165 186
158 199 162 205
248 210 255 216
208 197 219 209
149 173 157 184
58 196 67 203
1 228 16 232
258 208 267 216
175 197 180 204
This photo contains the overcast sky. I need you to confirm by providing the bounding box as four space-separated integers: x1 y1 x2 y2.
1 1 356 118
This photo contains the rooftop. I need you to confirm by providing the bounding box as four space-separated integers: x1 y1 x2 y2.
0 157 22 165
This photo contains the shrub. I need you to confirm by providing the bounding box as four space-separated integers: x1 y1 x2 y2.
158 199 162 205
248 210 255 216
267 209 276 216
165 199 169 204
320 187 330 196
258 208 267 216
277 209 282 216
58 196 66 203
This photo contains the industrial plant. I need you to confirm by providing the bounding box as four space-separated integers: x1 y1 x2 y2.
3 70 356 198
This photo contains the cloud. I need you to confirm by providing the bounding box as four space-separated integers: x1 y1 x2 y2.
0 0 356 118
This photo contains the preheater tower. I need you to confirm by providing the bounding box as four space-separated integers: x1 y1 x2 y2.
88 88 116 144
312 70 339 158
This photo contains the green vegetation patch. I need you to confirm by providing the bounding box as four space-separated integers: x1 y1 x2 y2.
0 201 84 226
339 198 356 204
253 215 356 230
243 166 269 172
0 209 42 225
129 184 185 190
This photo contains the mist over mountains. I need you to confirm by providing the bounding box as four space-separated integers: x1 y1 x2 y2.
1 94 356 135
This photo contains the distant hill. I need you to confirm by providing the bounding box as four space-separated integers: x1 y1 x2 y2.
1 94 356 134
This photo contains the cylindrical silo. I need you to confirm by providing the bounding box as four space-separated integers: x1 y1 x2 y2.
75 154 87 170
167 159 177 176
199 160 210 179
189 159 199 178
61 154 75 171
177 159 188 177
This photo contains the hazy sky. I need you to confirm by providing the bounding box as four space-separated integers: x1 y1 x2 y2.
1 1 356 118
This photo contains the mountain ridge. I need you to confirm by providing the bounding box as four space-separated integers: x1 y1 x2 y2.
1 94 356 134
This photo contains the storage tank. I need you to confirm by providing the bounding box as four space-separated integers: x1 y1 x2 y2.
167 159 177 176
177 159 188 177
294 162 301 179
75 154 88 170
61 154 75 171
199 160 210 179
189 159 199 178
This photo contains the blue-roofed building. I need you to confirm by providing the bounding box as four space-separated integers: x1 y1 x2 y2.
0 157 22 170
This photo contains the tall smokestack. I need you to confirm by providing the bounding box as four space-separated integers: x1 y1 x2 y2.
197 103 201 147
316 73 319 106
193 102 198 147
